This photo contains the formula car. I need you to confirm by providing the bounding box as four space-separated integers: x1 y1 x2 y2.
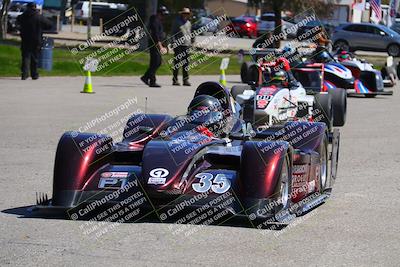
238 47 347 127
335 50 396 90
32 82 340 226
234 57 346 130
291 63 347 127
305 47 393 97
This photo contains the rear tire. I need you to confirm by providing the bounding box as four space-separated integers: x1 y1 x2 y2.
328 88 347 127
313 93 333 131
240 62 253 83
248 64 260 85
316 134 329 192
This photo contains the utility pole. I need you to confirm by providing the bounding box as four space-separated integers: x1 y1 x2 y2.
87 0 92 39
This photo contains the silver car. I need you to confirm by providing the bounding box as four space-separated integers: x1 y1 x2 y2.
257 13 297 38
332 23 400 56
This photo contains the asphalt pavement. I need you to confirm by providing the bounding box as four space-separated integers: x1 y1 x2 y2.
0 75 399 266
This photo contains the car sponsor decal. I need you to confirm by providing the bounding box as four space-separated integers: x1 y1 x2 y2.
148 168 169 185
98 172 130 189
192 173 231 194
256 94 273 108
148 177 167 185
293 165 307 173
101 172 129 178
308 180 316 193
292 165 308 188
98 177 128 189
256 86 277 109
256 99 268 109
259 86 278 95
354 79 370 93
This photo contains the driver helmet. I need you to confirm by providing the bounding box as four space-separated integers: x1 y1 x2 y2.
187 95 225 135
269 69 288 86
314 50 331 63
282 43 293 56
338 51 350 62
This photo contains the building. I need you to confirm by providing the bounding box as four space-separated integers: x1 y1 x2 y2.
204 0 255 17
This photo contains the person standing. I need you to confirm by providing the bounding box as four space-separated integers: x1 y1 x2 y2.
141 6 169 88
171 7 192 86
17 3 51 80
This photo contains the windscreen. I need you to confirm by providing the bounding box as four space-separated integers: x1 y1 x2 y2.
292 69 322 92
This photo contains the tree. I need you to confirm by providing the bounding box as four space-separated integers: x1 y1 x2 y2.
251 0 337 47
0 0 11 40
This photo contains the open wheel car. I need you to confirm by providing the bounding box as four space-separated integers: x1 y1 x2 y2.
32 82 340 226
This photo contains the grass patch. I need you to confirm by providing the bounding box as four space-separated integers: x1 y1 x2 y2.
0 41 386 77
0 42 243 77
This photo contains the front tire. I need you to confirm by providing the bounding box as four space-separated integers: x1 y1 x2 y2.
273 155 292 222
313 93 333 131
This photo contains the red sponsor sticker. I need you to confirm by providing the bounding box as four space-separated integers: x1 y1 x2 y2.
101 172 129 178
259 86 277 95
257 99 268 109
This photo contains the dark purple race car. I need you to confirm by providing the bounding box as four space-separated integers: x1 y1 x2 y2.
32 82 340 227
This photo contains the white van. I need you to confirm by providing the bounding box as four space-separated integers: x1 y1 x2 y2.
74 1 126 21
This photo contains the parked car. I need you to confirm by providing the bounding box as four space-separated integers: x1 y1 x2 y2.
227 15 258 38
7 0 58 34
257 13 275 36
332 23 400 57
296 20 336 40
192 15 220 34
74 1 127 24
257 13 297 38
390 22 400 34
7 1 26 32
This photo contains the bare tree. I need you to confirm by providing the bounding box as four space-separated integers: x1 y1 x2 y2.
251 0 337 47
0 0 11 40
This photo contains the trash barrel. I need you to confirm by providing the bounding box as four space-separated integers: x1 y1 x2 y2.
39 37 54 71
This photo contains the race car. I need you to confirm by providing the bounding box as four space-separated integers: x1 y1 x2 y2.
238 48 281 84
32 82 340 226
335 50 396 89
238 47 347 127
233 57 346 130
291 62 347 127
305 47 393 97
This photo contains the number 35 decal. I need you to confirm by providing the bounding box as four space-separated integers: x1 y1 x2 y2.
192 173 231 194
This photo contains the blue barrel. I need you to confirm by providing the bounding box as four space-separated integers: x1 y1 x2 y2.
39 37 54 71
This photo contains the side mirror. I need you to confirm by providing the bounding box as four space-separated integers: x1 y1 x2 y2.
380 31 386 36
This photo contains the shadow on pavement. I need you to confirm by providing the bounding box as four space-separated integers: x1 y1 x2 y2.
2 205 289 231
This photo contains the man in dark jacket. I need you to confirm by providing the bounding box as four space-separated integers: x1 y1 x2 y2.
141 6 168 88
17 3 51 80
